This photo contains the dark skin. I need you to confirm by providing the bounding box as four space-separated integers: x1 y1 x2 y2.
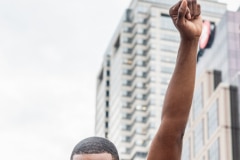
147 0 202 160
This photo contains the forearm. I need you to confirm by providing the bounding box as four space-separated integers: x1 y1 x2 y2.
161 38 199 131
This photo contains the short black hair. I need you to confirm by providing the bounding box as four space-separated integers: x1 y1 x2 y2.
70 137 119 160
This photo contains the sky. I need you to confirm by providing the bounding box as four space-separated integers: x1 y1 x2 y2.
0 0 239 160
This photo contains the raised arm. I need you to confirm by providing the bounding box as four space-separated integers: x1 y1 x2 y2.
147 0 202 159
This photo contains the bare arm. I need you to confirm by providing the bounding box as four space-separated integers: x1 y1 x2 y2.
147 0 202 159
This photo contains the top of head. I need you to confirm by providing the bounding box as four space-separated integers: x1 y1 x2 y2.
70 137 119 160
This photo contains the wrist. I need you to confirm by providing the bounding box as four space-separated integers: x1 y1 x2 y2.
180 37 199 45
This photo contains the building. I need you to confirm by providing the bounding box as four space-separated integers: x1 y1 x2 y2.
95 54 111 138
182 10 240 160
96 0 226 159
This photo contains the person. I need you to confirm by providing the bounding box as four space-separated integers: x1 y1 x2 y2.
70 0 202 159
70 137 119 160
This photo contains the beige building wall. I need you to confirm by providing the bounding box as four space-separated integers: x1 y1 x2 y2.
182 70 237 160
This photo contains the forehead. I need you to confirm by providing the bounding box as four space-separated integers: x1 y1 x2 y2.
73 153 112 160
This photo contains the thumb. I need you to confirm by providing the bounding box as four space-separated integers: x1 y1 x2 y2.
177 0 188 25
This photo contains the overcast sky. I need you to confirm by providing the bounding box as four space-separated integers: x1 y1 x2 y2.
0 0 239 160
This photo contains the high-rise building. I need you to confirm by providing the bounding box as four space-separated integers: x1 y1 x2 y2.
182 10 240 160
96 54 111 138
96 0 226 159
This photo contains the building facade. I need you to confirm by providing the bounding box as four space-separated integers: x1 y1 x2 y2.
96 0 227 159
182 10 240 160
96 55 111 138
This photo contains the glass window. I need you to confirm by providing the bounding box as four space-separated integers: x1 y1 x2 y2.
160 14 177 31
208 100 219 138
150 76 156 82
150 99 155 105
137 28 144 34
136 49 144 55
122 91 131 97
194 120 204 156
136 71 146 77
134 152 147 158
106 80 110 86
106 91 109 97
136 60 144 66
136 5 148 13
160 55 176 63
136 105 147 111
136 82 145 88
106 70 110 76
122 69 132 75
208 139 220 160
160 33 180 42
123 58 133 65
160 45 178 53
137 39 144 44
160 87 167 95
122 79 131 86
161 66 174 74
150 87 156 93
193 83 203 119
182 138 190 160
123 26 131 32
136 94 145 99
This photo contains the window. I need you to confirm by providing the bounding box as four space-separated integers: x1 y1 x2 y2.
136 60 144 66
122 69 132 75
150 88 156 93
136 105 147 111
136 127 146 134
136 5 148 13
136 139 145 146
137 39 144 44
208 100 219 138
122 102 130 108
122 37 132 43
114 36 120 50
122 91 131 97
106 60 110 66
123 47 132 53
136 82 145 88
208 139 220 160
105 122 108 128
122 79 131 86
193 84 203 119
123 26 132 32
161 66 174 74
134 152 147 158
123 58 132 65
194 120 204 156
160 87 167 95
181 138 190 160
106 91 109 97
136 49 144 55
160 13 177 31
105 132 108 138
106 101 109 107
150 99 156 105
106 70 110 76
136 94 145 99
136 71 146 77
